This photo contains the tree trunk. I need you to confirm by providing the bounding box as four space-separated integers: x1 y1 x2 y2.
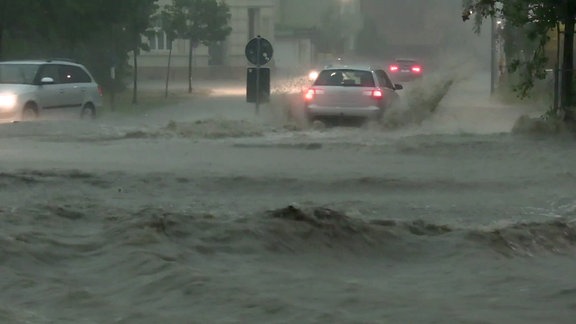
0 23 4 60
165 40 173 99
110 66 116 111
561 6 576 119
0 0 7 60
132 47 138 105
188 38 193 94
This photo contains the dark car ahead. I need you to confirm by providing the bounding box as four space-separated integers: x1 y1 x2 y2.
388 58 423 82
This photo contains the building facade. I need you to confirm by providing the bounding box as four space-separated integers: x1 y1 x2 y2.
138 0 277 80
274 0 362 75
137 0 364 80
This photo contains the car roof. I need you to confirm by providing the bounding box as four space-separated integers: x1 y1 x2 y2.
322 64 380 72
395 58 417 62
0 59 83 66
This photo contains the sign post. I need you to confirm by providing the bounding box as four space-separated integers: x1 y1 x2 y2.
109 66 116 111
245 35 273 115
255 37 262 114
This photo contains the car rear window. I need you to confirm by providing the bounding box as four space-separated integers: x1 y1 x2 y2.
314 69 375 87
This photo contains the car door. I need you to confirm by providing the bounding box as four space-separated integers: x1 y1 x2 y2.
58 64 86 111
35 64 65 112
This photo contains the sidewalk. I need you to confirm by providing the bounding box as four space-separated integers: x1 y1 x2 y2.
131 78 245 96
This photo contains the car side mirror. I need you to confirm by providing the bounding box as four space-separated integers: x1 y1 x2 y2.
394 84 403 90
40 77 55 84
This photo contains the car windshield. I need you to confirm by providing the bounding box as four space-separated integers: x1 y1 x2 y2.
314 69 375 87
0 63 40 84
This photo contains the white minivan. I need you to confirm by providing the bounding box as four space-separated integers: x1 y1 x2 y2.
0 59 103 121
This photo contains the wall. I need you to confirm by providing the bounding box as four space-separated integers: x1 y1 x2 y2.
226 0 277 67
273 37 313 75
277 0 362 54
137 0 278 80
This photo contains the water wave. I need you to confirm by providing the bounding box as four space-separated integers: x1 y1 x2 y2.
3 201 574 268
2 196 575 322
261 206 576 257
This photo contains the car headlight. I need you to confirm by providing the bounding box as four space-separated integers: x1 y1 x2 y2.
0 93 17 110
308 70 319 81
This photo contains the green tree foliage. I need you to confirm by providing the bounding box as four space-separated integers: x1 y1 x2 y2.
161 0 231 93
0 0 159 98
462 0 576 116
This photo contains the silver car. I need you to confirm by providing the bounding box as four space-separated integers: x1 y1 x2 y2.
303 65 403 124
0 59 103 121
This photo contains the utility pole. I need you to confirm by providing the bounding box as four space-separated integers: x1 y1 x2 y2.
554 23 561 112
561 12 575 114
490 16 497 96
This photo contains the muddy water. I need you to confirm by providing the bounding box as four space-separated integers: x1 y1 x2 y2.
0 75 575 323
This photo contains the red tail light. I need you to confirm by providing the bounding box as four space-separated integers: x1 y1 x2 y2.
304 88 324 101
363 89 384 99
411 66 422 73
98 85 103 96
304 88 315 101
389 65 399 72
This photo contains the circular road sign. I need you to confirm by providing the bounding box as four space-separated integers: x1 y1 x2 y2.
245 36 273 66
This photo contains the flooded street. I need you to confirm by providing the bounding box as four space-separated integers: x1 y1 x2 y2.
1 73 576 323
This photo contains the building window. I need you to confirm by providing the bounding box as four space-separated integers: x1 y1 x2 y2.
148 31 172 51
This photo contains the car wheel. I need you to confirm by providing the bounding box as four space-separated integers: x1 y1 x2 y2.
81 103 96 120
21 103 38 121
